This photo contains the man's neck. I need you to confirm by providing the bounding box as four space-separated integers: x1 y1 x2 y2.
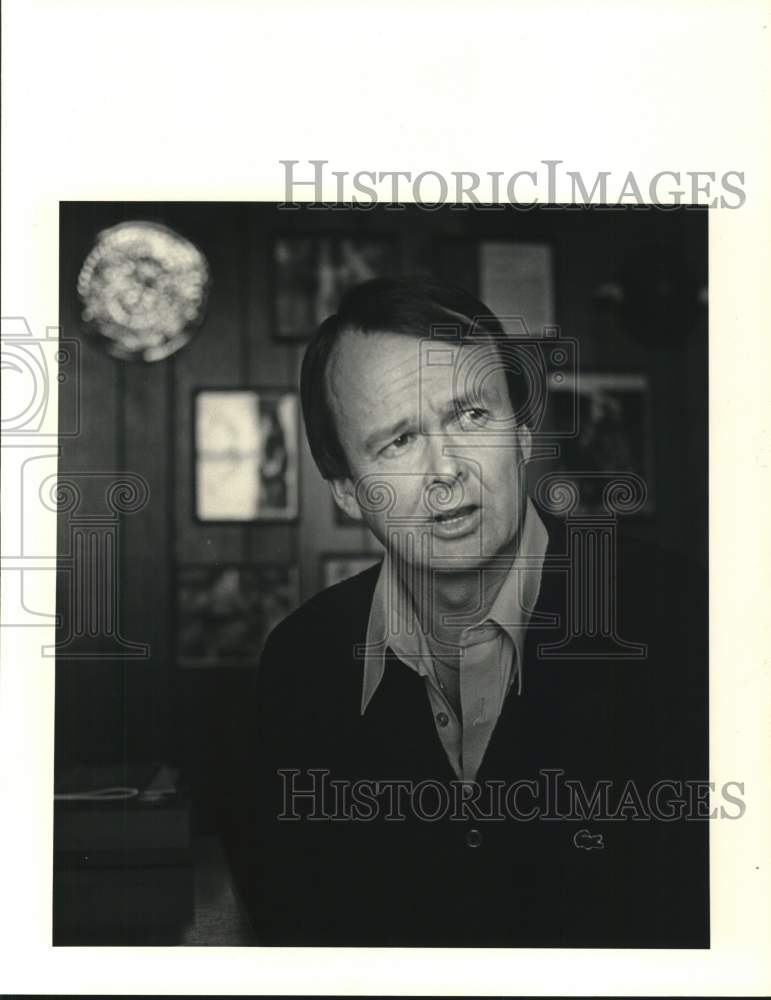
393 523 523 652
430 566 507 638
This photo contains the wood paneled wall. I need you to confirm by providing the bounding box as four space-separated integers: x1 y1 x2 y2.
56 204 706 828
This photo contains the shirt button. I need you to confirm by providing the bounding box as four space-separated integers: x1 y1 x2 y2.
466 828 483 848
436 712 449 728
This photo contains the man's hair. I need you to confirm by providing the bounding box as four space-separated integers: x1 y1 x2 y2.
300 275 526 480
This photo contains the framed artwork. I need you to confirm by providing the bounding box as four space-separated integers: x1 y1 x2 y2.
176 563 299 667
194 388 299 522
477 240 555 336
273 235 398 339
546 372 654 514
437 238 556 338
322 553 382 590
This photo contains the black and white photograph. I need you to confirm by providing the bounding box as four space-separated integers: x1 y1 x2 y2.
50 201 709 949
2 4 769 997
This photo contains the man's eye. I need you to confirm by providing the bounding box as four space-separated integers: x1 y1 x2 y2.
459 407 490 428
380 431 415 457
381 433 414 456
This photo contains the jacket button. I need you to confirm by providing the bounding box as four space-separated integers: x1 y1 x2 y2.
436 712 449 728
466 828 483 848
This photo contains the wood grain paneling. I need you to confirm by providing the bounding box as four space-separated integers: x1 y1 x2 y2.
55 203 707 827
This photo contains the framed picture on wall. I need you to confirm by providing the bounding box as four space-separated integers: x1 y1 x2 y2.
321 553 382 590
546 372 655 514
273 235 398 339
176 563 299 667
478 240 555 336
437 238 556 338
194 388 299 522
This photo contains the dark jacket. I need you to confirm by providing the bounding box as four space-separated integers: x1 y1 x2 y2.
224 514 709 947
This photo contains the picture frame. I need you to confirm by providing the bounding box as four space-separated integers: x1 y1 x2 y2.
272 234 398 340
193 387 299 522
477 239 556 336
437 237 556 338
321 553 382 591
546 372 655 514
176 563 299 668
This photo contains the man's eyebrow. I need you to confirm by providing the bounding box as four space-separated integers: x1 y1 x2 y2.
363 391 495 452
363 418 414 452
440 393 485 422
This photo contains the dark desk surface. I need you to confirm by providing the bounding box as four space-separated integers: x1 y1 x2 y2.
54 835 256 946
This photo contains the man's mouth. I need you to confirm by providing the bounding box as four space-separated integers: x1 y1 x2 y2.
432 504 477 524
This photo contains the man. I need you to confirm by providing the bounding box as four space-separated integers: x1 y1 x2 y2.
225 277 708 948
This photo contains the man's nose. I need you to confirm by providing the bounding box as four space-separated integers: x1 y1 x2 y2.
426 434 468 509
426 432 469 488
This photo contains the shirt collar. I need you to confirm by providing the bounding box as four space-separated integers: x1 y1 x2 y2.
360 499 549 714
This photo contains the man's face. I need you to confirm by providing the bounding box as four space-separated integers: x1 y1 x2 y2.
327 330 532 572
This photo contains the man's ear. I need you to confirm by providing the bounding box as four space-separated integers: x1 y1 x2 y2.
328 477 363 522
519 423 533 465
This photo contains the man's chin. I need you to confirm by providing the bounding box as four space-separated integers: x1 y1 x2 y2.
392 542 506 577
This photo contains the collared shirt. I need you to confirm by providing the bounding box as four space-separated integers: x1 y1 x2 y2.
360 499 549 781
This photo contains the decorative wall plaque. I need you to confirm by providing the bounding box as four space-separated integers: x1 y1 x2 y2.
77 220 209 362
